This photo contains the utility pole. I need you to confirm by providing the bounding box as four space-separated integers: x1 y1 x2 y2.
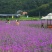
39 12 40 18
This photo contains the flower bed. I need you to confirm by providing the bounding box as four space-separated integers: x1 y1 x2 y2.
0 20 52 52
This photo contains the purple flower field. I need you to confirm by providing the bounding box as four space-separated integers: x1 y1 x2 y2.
0 20 52 52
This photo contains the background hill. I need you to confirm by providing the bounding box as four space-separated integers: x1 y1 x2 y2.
0 0 52 16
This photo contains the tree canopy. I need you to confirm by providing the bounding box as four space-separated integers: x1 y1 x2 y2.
0 0 52 16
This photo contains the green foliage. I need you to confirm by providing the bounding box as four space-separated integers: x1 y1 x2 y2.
50 44 52 48
0 0 52 16
28 2 52 16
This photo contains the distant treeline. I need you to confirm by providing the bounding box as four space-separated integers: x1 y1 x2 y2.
28 2 52 16
0 0 52 16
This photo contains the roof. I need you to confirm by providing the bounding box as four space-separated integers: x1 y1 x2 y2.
47 13 52 16
0 14 21 16
41 13 52 19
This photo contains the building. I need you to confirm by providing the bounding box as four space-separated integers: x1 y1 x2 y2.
41 13 52 28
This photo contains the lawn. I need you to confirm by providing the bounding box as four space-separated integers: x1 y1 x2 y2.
0 16 40 21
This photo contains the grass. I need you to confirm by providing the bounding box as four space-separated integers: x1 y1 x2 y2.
0 16 41 21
